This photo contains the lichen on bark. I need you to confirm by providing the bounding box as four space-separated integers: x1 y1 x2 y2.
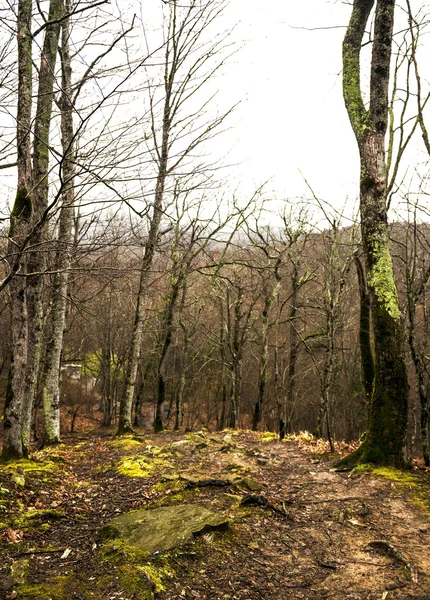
367 242 401 320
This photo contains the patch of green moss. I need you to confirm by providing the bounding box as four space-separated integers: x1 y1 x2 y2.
110 437 144 450
16 574 130 600
16 577 69 600
116 566 155 599
101 541 172 598
137 564 171 593
0 457 59 474
354 464 416 485
151 488 200 508
367 242 401 320
354 464 430 512
260 431 277 443
117 454 169 479
11 557 29 584
151 478 183 494
12 508 64 530
101 539 150 563
34 445 71 464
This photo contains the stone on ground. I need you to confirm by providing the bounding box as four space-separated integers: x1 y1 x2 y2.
100 504 229 554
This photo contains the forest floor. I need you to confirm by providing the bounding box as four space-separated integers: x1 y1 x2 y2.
1 430 430 600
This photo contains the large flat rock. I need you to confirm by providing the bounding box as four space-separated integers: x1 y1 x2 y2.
100 504 229 554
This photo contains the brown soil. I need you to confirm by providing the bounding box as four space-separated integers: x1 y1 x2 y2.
1 431 429 600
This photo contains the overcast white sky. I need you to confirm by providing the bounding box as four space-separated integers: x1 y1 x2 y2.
193 0 430 220
219 1 358 208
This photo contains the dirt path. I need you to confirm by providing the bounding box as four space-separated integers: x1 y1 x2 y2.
1 431 429 599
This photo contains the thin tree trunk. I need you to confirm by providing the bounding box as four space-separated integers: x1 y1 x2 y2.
252 294 270 431
407 294 430 466
101 347 113 426
284 265 299 435
154 269 182 433
175 368 186 431
117 183 165 435
42 0 74 445
117 73 170 435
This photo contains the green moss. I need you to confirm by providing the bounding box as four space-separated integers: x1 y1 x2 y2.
260 431 277 443
16 577 69 600
101 539 150 563
367 243 401 320
116 454 169 479
186 431 207 443
11 188 32 221
354 464 430 512
110 437 144 450
151 488 200 508
10 557 29 584
101 541 172 598
35 445 70 464
354 464 416 484
151 478 183 494
12 508 64 530
115 565 155 599
117 457 150 478
0 458 59 476
137 564 170 593
16 574 131 600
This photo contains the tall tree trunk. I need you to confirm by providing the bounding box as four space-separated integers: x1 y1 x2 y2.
174 367 186 431
154 268 182 433
22 0 63 454
42 0 74 445
407 291 430 466
342 0 409 467
117 72 171 436
2 0 33 459
252 294 270 431
284 264 299 435
117 179 165 435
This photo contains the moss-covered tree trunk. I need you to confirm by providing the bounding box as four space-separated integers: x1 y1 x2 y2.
2 0 33 459
342 0 409 467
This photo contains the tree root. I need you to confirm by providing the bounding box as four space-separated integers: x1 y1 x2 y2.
184 478 232 489
334 444 364 471
240 494 290 518
365 540 418 582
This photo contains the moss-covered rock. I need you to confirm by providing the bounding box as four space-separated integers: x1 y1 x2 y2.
99 504 229 555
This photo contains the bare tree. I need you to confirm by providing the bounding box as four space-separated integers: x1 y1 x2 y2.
3 0 63 459
341 0 409 467
117 0 234 434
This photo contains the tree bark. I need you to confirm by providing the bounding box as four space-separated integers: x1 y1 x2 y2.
354 252 374 411
284 263 299 435
342 0 409 467
2 0 33 459
42 0 74 446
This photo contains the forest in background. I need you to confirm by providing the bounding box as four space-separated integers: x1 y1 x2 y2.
0 0 430 468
